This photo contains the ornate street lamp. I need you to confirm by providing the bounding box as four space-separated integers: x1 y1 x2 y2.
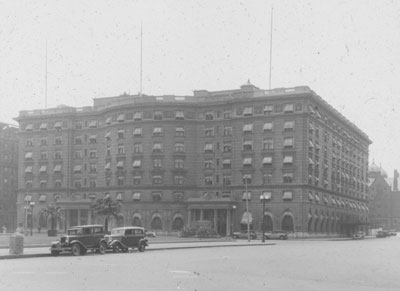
26 201 35 236
260 193 268 243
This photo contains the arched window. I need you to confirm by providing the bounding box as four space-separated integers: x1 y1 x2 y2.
172 217 184 231
265 215 273 231
132 217 141 227
281 214 294 232
151 217 162 230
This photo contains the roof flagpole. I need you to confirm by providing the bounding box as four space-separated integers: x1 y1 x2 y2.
269 7 273 90
139 22 143 97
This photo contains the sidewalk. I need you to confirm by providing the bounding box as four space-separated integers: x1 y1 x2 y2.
0 239 275 260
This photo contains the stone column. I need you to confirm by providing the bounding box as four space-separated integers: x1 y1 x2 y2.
187 210 191 227
226 209 231 235
200 209 204 221
77 209 81 225
88 210 92 224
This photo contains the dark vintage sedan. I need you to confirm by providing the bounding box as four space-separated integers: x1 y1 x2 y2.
50 224 108 256
105 226 149 253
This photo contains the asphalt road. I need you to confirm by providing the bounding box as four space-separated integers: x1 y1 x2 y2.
1 237 399 291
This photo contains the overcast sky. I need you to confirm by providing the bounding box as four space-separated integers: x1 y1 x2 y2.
1 0 399 176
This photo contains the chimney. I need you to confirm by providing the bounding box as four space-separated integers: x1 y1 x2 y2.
394 169 399 191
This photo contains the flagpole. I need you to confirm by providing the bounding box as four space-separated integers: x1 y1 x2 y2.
140 22 143 97
269 7 273 90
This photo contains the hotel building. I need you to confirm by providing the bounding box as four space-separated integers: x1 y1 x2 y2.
15 83 371 236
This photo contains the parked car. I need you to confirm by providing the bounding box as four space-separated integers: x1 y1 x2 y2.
263 230 288 240
105 226 148 253
352 231 365 240
388 230 397 236
50 224 108 256
376 230 390 238
232 230 257 239
144 229 157 238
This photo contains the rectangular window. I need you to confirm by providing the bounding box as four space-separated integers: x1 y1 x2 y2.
204 160 214 169
174 176 184 185
153 175 162 184
175 143 185 152
154 111 163 120
204 143 213 153
133 127 142 137
205 112 214 120
263 156 272 166
134 143 142 153
132 192 141 201
55 136 62 145
263 138 274 150
204 128 214 137
117 114 125 122
223 126 232 136
284 121 295 131
283 104 294 113
117 130 125 139
283 155 293 165
282 191 293 200
117 145 125 154
133 176 141 185
175 159 184 169
175 127 185 136
154 159 162 168
204 175 213 185
264 105 273 114
133 159 142 168
243 123 253 134
223 175 232 185
243 140 253 151
153 127 163 137
243 106 253 116
222 159 231 169
243 174 252 184
89 150 96 158
89 135 97 144
263 174 272 184
224 111 231 119
283 137 294 148
41 138 48 146
89 164 97 173
176 111 184 120
153 143 163 153
75 136 82 145
263 122 273 132
134 112 142 121
283 172 293 183
223 142 232 153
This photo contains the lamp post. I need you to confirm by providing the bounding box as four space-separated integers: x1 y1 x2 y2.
231 205 236 236
260 193 268 243
25 201 35 236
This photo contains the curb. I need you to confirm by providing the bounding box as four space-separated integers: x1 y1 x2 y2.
0 242 275 260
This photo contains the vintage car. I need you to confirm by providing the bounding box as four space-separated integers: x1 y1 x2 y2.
232 230 257 240
352 231 365 240
376 230 390 238
50 224 108 256
263 230 288 240
105 226 149 253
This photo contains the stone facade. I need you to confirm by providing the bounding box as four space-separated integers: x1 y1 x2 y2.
15 83 371 236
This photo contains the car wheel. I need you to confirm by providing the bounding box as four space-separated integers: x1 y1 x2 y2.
138 242 146 252
71 243 81 256
80 248 87 255
51 250 60 256
113 243 122 253
98 242 107 255
279 236 285 240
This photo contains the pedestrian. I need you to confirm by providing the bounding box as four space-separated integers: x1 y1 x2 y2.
2 225 6 234
16 223 24 234
38 226 41 233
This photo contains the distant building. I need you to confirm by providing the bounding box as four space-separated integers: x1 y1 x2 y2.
15 83 371 237
368 164 400 230
0 122 18 231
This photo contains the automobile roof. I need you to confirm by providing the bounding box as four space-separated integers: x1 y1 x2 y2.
68 224 103 229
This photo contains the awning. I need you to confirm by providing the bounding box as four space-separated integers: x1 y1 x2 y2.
24 195 32 202
133 128 142 135
105 116 112 124
25 124 33 131
309 158 314 165
263 156 272 164
284 121 294 129
243 107 253 115
133 112 142 120
54 121 62 129
73 165 82 172
25 166 33 173
243 158 252 165
116 192 124 201
282 191 293 200
39 194 47 202
264 105 273 112
284 104 294 112
263 122 273 131
39 165 47 172
117 114 125 122
204 143 213 151
89 120 97 128
284 138 294 147
105 162 111 170
176 127 185 133
89 135 97 140
315 194 320 202
153 127 163 134
242 191 251 201
308 191 314 201
105 132 111 139
240 212 253 224
133 160 141 167
283 156 293 164
243 124 253 131
40 123 48 130
117 161 124 168
176 111 184 119
309 140 314 148
132 192 141 201
25 152 33 159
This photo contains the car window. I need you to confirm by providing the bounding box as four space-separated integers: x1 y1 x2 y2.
125 229 132 235
84 228 91 234
93 227 103 233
